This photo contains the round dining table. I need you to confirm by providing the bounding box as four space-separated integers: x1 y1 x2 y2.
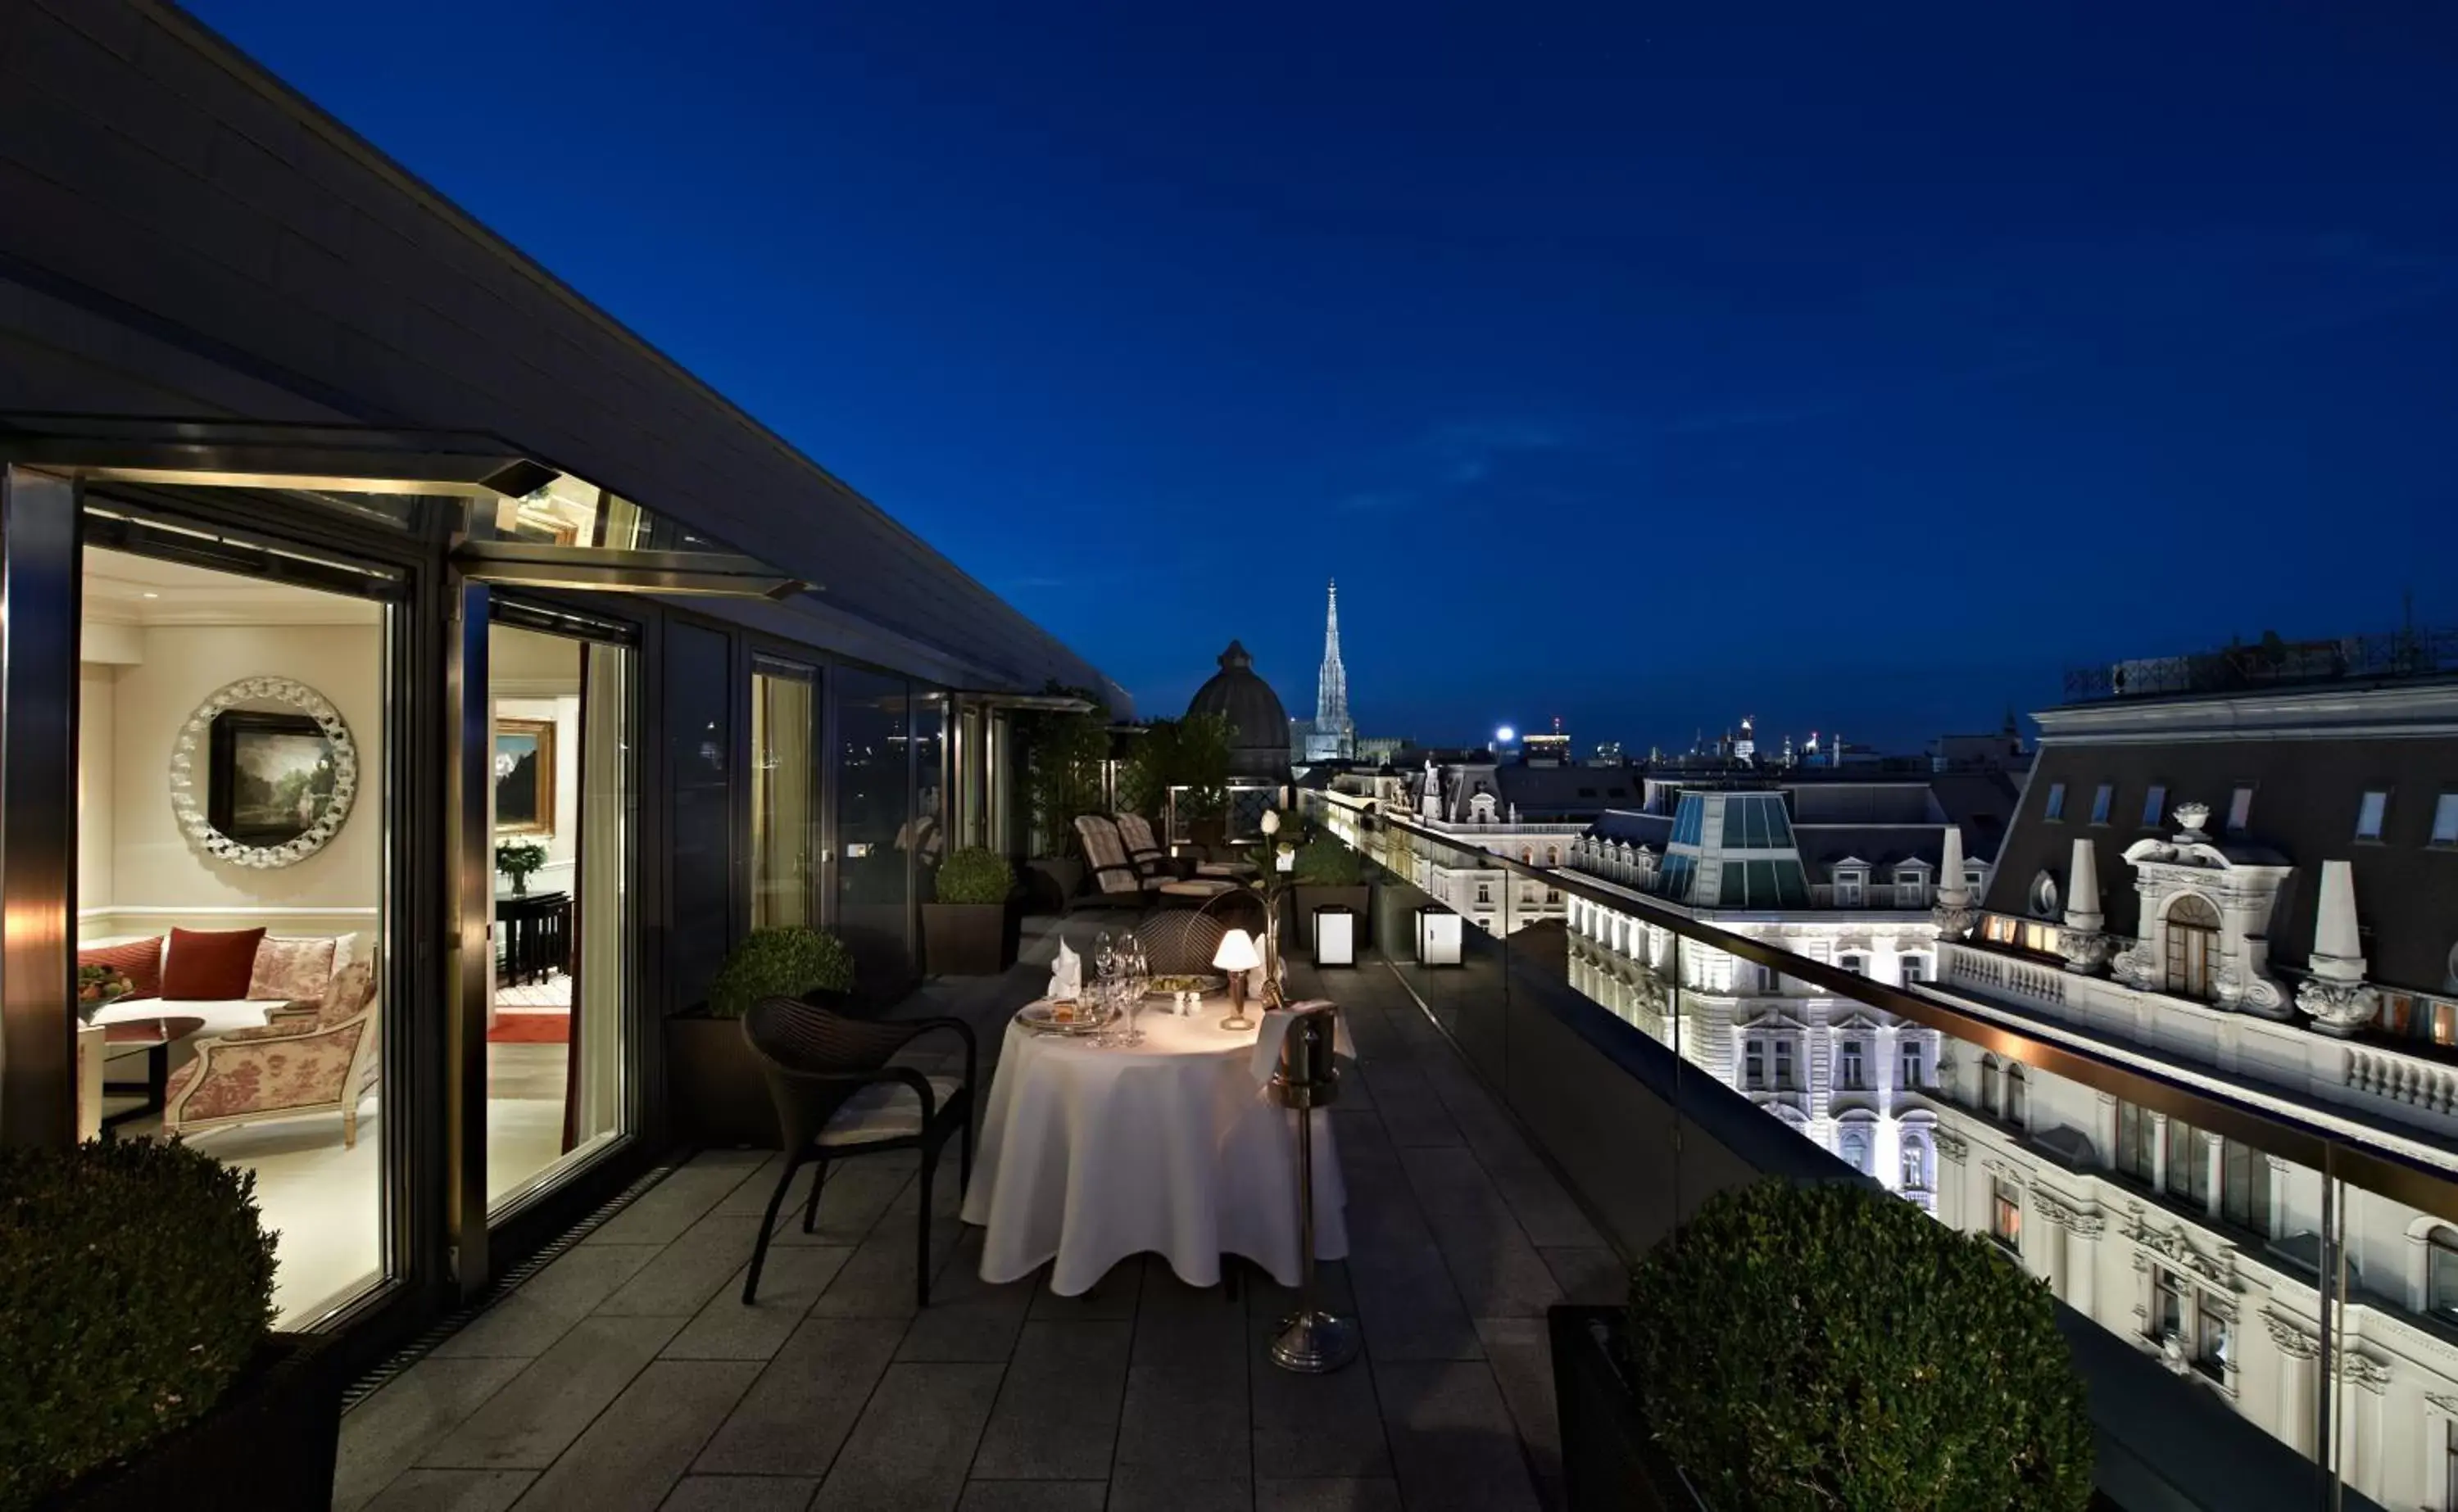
961 998 1349 1294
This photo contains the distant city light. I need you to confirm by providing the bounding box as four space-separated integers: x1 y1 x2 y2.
1495 725 1516 743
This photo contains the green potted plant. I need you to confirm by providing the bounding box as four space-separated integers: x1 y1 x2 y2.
494 840 549 897
1551 1179 2093 1511
1017 694 1111 909
924 846 1018 976
666 926 857 1148
1122 713 1236 853
2 1139 342 1511
1290 832 1369 957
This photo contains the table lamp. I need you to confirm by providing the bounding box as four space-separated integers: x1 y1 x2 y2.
1213 928 1262 1031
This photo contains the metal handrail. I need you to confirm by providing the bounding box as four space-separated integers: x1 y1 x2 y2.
1300 790 2458 1227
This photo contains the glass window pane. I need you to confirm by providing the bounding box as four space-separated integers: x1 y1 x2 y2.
2143 784 2168 827
2045 782 2066 820
835 668 916 997
2356 790 2388 840
665 621 734 1012
2435 793 2458 845
1721 796 1747 848
1748 859 1776 905
1766 801 1794 848
1719 862 1744 903
751 667 816 929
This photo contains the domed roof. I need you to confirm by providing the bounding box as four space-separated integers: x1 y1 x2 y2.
1187 640 1292 779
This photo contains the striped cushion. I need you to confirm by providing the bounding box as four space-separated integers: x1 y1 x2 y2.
79 936 163 1000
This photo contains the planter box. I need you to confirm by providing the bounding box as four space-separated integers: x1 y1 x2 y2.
1294 884 1371 953
1021 857 1082 912
1549 1305 1703 1512
665 1014 781 1148
50 1333 343 1511
924 901 1017 976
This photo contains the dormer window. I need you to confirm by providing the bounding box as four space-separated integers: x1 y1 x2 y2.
2044 783 2067 821
1834 864 1867 907
2089 784 2113 825
1893 862 1930 907
2226 784 2255 835
2355 789 2388 842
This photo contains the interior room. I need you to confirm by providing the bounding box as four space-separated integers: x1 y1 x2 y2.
74 547 388 1327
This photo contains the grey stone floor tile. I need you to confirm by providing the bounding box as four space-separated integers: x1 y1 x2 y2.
1539 1247 1626 1307
695 1315 906 1476
1106 1467 1254 1512
598 1214 771 1317
361 1468 536 1512
1254 1481 1404 1512
1115 1360 1249 1479
1344 1248 1484 1362
419 1315 684 1469
1136 1260 1248 1367
335 1356 530 1511
808 1203 964 1317
769 1157 915 1247
1025 1253 1143 1319
1249 1352 1389 1479
585 1161 761 1247
898 1229 1032 1362
970 1320 1131 1479
1370 1360 1541 1511
710 1154 797 1215
954 1482 1109 1511
809 1361 1005 1511
659 1475 820 1511
1480 1159 1606 1251
664 1246 852 1359
1473 1317 1562 1481
1243 1257 1357 1326
514 1360 761 1512
433 1247 664 1360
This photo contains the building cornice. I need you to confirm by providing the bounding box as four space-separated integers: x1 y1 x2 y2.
2036 681 2458 745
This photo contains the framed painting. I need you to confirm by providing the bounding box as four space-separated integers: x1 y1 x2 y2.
207 712 342 847
495 718 557 834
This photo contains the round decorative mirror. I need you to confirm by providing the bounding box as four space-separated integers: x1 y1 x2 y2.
168 676 360 869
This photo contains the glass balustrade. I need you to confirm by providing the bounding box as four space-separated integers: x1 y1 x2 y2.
1298 790 2458 1512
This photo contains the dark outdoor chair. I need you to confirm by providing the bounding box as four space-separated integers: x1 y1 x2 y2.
738 996 977 1308
1113 812 1191 880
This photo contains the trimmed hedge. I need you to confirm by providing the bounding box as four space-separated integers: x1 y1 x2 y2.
2 1139 277 1510
1290 834 1363 886
1626 1179 2093 1512
706 926 857 1018
935 846 1015 906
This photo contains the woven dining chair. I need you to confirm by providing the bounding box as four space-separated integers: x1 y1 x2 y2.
738 996 977 1308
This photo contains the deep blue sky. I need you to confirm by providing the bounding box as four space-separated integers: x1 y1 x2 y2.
197 1 2458 753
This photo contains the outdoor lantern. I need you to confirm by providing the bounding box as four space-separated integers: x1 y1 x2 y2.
1314 905 1356 967
1415 905 1462 967
1213 929 1262 1030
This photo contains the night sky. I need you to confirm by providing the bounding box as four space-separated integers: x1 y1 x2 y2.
194 2 2458 754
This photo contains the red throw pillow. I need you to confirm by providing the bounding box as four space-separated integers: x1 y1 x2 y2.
160 927 267 1001
77 936 163 999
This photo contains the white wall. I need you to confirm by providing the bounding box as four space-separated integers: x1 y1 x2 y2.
80 622 384 937
77 665 116 912
488 624 583 895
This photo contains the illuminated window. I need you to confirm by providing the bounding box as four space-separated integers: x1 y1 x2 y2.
2143 784 2168 828
2195 1305 2230 1383
2433 793 2458 846
2044 783 2066 821
2165 894 2222 1000
1991 1179 2022 1253
2090 784 2113 824
2356 790 2389 842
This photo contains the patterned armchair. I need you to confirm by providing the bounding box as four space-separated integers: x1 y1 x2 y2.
164 959 380 1148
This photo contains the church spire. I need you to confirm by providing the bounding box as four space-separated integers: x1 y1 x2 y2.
1313 578 1353 755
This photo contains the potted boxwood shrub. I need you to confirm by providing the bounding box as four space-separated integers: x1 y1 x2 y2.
1290 832 1369 955
925 846 1018 976
1551 1179 2093 1512
3 1139 342 1512
666 926 856 1148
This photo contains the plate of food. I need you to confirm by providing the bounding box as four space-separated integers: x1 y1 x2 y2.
1145 973 1224 998
1018 1000 1107 1036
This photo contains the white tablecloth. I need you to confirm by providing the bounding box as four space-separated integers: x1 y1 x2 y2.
961 1001 1349 1294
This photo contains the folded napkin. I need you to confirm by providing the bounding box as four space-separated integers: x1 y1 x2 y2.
1249 999 1355 1085
1048 939 1082 1002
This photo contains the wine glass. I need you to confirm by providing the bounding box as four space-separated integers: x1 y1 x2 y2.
1118 938 1150 1047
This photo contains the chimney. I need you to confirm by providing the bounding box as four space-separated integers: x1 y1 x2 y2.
1938 826 1970 907
2297 859 2381 1036
2064 837 2103 933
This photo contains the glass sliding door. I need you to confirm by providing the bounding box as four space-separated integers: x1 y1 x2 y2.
484 618 635 1211
751 660 819 930
833 668 917 998
75 537 398 1329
